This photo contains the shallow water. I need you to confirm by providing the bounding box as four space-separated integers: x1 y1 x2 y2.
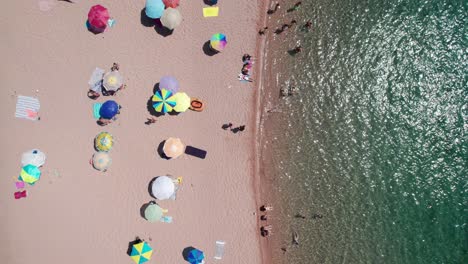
262 0 467 263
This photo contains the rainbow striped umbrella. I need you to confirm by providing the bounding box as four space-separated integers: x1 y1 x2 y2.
210 33 227 52
130 241 153 264
19 164 41 185
152 89 177 113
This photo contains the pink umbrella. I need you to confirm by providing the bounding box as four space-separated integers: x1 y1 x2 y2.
163 0 179 8
88 5 110 30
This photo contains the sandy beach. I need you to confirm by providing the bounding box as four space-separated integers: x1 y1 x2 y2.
1 1 266 263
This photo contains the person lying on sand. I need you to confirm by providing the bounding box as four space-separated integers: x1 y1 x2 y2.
267 3 280 15
260 205 273 211
292 230 299 245
98 118 113 126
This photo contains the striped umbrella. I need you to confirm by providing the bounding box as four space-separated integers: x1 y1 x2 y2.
152 89 177 113
210 33 227 52
130 241 153 264
172 92 191 112
95 132 114 152
19 164 41 185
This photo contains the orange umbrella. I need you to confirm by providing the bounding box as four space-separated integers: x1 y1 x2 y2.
163 138 185 159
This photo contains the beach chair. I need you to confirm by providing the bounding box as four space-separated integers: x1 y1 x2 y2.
214 241 226 260
184 146 207 159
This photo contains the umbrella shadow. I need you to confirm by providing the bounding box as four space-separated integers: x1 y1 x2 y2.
203 0 216 6
86 20 105 34
157 140 170 160
153 83 160 94
182 246 196 261
155 22 174 37
148 177 157 199
202 41 219 56
127 237 143 255
141 8 156 27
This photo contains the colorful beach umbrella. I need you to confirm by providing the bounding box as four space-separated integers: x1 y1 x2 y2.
144 202 164 222
21 149 46 167
151 176 175 200
160 8 182 30
172 92 190 112
152 89 177 113
163 137 185 159
187 248 205 264
159 76 179 93
102 71 123 92
95 132 114 152
92 152 112 171
145 0 165 19
210 33 227 52
99 100 119 119
88 5 110 30
163 0 179 8
19 164 41 185
130 241 153 264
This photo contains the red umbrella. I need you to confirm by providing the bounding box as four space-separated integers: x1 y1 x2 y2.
163 0 179 8
88 5 110 29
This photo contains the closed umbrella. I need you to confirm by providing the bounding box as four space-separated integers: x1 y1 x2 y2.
151 176 175 200
210 33 227 52
21 149 46 167
88 5 110 32
152 89 177 113
19 164 41 185
99 100 120 119
92 152 112 171
130 241 153 264
103 71 123 92
159 76 179 93
172 92 190 112
160 8 182 30
187 248 205 264
163 137 185 159
163 0 179 8
95 132 114 152
145 0 165 19
144 202 164 222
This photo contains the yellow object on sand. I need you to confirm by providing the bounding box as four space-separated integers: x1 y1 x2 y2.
203 7 219 17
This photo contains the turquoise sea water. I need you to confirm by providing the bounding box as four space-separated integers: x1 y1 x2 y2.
263 0 467 263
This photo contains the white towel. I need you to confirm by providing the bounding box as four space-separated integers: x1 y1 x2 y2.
15 95 40 121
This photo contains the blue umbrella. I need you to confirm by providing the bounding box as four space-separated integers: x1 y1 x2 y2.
187 248 204 264
145 0 165 19
99 100 119 119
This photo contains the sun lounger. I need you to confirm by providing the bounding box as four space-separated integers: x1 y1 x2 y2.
184 146 207 159
214 241 226 260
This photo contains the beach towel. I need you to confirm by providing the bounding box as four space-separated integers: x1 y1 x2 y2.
15 96 40 121
93 103 102 119
214 241 226 260
237 74 252 82
88 67 105 92
203 7 219 17
184 146 207 159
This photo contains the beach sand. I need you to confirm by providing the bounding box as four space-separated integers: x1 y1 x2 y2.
0 1 265 263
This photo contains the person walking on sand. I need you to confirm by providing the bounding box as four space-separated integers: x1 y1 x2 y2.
290 45 302 55
305 20 312 29
222 122 233 130
238 125 246 132
145 117 157 125
258 27 268 35
267 3 280 15
260 205 273 211
287 2 302 12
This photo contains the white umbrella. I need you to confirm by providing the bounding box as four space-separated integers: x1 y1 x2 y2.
21 149 46 167
160 8 182 30
151 176 175 200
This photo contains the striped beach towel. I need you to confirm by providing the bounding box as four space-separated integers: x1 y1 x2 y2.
15 96 40 121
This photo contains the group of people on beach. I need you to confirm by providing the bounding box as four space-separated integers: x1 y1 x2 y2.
238 54 254 82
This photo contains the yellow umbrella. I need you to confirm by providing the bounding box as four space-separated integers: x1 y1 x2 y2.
172 92 190 112
163 137 185 159
95 132 114 152
130 241 153 264
103 71 123 92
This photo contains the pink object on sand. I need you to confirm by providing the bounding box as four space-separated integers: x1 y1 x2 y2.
15 181 25 189
14 190 27 199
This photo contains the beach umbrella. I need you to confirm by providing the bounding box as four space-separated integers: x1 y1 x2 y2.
163 0 179 8
172 92 190 112
21 149 46 167
99 100 119 119
160 8 182 30
92 152 112 171
145 0 165 19
130 241 153 264
163 137 185 159
19 164 41 185
88 5 110 30
152 89 177 113
95 132 114 152
144 203 164 222
102 71 123 92
187 248 205 264
159 76 179 93
210 33 227 52
151 176 175 200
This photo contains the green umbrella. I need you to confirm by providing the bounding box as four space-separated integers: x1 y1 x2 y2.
144 203 163 222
